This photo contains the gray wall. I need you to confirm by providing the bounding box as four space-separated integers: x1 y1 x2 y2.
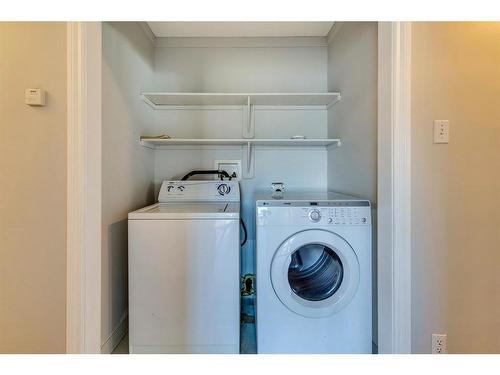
152 42 327 92
150 38 330 276
101 22 156 350
326 22 378 348
101 25 383 351
326 22 378 203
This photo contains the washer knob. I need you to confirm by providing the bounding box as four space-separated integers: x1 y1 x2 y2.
217 183 231 195
308 209 321 222
328 218 333 224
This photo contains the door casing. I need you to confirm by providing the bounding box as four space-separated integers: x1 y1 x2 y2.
66 21 412 354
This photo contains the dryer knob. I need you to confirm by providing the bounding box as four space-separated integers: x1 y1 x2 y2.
308 209 321 222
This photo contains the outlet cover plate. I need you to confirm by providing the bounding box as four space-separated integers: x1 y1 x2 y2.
433 120 450 144
432 333 447 354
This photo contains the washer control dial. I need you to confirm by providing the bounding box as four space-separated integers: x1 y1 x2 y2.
308 209 321 222
217 183 231 196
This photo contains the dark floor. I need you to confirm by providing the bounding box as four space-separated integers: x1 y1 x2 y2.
240 295 257 354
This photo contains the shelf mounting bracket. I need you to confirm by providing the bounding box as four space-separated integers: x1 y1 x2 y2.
242 96 255 139
243 141 254 179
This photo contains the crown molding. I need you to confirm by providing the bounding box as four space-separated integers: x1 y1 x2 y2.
155 36 328 48
138 22 156 46
326 22 344 44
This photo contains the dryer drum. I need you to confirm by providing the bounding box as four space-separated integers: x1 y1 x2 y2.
287 244 344 302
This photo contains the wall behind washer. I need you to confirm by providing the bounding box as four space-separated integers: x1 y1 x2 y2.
0 22 67 353
154 148 327 275
101 22 156 352
149 39 330 275
152 40 327 92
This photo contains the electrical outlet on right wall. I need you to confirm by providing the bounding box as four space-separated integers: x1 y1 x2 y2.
432 333 447 354
433 120 450 143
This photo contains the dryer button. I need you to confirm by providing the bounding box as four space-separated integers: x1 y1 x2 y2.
308 209 321 222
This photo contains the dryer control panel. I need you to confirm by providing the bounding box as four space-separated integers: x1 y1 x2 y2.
303 207 369 226
256 201 371 227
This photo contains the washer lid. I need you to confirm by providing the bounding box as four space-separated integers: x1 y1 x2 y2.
128 202 240 220
271 229 360 318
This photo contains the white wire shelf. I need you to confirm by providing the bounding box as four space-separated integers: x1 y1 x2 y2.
141 92 341 109
140 138 342 149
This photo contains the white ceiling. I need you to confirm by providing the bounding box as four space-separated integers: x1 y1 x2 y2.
147 22 334 38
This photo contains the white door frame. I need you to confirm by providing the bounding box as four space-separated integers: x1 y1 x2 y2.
66 22 102 354
65 21 412 354
377 22 412 354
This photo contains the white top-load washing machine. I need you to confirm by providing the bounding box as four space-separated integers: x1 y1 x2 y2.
128 180 240 353
256 191 372 354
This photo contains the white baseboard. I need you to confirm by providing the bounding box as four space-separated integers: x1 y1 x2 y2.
100 311 128 354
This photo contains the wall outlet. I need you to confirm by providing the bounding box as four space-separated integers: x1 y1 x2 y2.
432 333 447 354
214 160 241 180
433 120 450 143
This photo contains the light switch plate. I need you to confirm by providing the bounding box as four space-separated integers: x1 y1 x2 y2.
433 120 449 143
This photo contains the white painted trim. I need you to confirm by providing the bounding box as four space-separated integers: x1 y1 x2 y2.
155 36 328 48
66 21 82 355
64 20 411 356
66 22 102 354
326 22 343 44
100 312 128 354
377 22 412 354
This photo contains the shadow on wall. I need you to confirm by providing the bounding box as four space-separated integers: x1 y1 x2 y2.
106 219 129 328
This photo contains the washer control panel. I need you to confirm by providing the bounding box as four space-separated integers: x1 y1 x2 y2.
158 180 240 202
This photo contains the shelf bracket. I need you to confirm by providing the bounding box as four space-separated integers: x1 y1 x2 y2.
242 96 255 139
242 141 254 179
326 93 341 110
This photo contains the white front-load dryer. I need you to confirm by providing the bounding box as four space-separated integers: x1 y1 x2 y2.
255 192 372 354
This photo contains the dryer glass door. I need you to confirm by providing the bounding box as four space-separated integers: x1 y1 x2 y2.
271 229 360 318
288 244 343 302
